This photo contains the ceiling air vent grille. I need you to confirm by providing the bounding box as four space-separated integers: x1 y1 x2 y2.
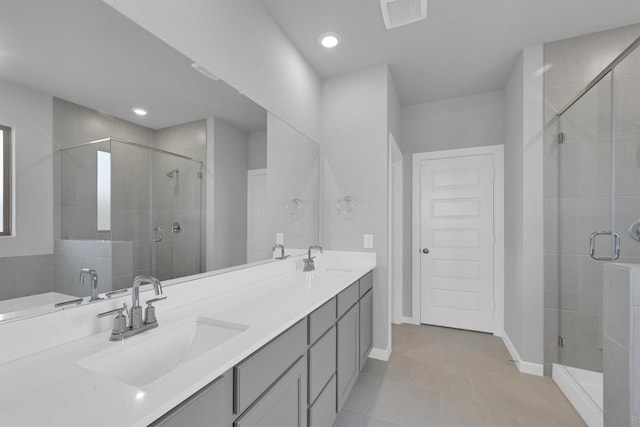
380 0 427 29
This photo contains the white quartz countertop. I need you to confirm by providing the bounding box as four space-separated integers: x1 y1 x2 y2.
0 252 375 427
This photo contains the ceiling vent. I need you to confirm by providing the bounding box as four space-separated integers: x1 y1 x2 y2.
380 0 427 29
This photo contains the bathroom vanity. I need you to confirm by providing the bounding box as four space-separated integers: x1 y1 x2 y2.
0 251 375 427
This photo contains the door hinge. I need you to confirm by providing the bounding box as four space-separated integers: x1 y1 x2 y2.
558 335 565 348
558 132 566 144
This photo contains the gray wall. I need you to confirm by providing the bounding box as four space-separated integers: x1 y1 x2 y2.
502 44 545 368
0 80 54 300
213 117 249 270
0 79 53 258
504 51 526 360
267 114 318 250
248 130 267 170
321 64 391 353
398 90 505 317
0 254 54 301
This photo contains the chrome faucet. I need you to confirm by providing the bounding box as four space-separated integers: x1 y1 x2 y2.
272 243 290 260
79 268 102 302
303 245 323 272
97 275 166 341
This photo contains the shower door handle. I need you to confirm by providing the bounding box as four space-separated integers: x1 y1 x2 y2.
589 231 620 261
152 226 163 242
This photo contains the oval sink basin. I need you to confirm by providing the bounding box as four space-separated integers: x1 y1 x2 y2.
78 317 248 388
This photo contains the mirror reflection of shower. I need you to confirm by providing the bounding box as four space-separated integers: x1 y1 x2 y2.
167 168 180 196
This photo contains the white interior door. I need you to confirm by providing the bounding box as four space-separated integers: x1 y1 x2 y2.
247 169 269 263
418 154 495 332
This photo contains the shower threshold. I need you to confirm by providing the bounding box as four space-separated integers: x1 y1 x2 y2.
552 363 602 427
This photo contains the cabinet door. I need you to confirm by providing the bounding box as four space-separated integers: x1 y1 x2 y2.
150 370 233 427
308 325 336 404
359 289 373 370
308 375 336 427
234 356 307 427
336 303 359 412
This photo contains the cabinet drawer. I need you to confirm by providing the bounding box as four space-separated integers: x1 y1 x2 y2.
308 325 336 404
359 271 373 297
234 356 307 427
308 298 336 345
308 375 337 427
151 370 233 427
337 281 359 319
234 319 307 415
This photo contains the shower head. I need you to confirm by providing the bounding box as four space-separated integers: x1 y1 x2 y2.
167 169 179 178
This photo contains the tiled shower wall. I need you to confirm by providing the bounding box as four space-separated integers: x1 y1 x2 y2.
543 24 640 373
53 98 205 289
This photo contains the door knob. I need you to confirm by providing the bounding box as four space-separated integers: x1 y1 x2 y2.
422 248 429 254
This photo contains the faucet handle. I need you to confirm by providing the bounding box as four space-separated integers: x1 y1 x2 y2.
97 303 128 336
145 295 167 305
144 296 166 326
97 303 127 318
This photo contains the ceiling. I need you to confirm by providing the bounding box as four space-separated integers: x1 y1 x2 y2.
0 0 266 131
261 0 640 106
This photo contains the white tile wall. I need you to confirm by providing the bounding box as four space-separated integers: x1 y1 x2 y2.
602 263 640 427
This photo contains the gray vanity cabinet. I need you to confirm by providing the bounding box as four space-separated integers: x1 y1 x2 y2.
336 301 359 412
150 370 233 427
234 356 307 427
359 289 373 370
150 270 375 427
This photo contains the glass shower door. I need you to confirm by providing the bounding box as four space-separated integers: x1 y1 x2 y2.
150 151 202 281
613 44 640 267
555 72 613 373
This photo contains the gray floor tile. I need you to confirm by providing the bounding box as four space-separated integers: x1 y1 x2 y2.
344 373 379 413
367 377 441 427
333 409 402 427
336 324 586 427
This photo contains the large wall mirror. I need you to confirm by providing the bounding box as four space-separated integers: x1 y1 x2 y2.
0 0 319 322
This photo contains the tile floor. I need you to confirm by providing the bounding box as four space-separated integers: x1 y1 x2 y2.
334 324 586 427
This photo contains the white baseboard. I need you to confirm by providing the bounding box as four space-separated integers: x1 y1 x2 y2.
501 332 543 376
369 345 391 361
552 364 602 427
401 316 419 325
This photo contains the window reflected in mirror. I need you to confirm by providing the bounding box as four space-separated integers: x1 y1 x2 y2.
0 124 11 236
96 150 111 234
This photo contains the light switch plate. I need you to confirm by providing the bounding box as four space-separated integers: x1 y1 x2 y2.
276 233 284 244
364 234 373 249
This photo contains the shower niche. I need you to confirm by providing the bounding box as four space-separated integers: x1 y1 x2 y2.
58 137 203 295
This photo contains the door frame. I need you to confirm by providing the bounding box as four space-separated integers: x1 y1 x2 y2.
247 168 268 263
411 145 504 336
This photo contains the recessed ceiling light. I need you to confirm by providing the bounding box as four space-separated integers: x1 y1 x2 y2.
319 33 340 48
132 108 147 116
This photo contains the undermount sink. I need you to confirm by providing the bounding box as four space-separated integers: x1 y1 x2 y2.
313 267 353 278
78 316 248 388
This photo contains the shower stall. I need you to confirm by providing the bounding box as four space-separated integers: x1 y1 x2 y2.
545 33 640 423
58 138 203 292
